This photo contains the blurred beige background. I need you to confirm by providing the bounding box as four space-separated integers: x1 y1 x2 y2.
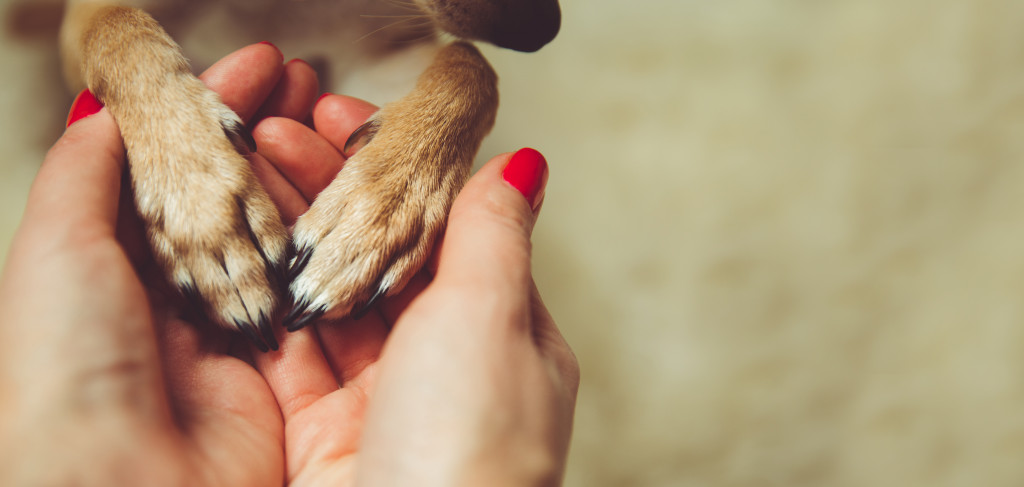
5 0 1024 485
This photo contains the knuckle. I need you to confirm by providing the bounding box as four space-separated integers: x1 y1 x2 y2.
452 189 535 243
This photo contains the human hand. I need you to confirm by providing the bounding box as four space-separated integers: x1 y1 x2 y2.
250 95 580 485
0 38 579 486
0 42 319 486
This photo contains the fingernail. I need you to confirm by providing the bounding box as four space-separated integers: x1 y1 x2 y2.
502 147 548 211
66 89 103 127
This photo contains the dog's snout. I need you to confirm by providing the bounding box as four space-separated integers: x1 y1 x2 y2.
422 0 561 52
486 0 561 52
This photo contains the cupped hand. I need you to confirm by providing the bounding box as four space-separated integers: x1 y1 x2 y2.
0 39 579 487
0 43 318 486
250 97 580 486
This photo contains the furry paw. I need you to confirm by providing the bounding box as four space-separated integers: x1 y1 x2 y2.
283 114 462 330
283 42 499 330
119 76 289 351
69 6 289 350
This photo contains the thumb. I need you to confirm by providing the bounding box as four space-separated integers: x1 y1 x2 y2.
433 148 549 291
23 89 124 238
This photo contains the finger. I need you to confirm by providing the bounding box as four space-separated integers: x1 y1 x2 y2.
20 105 124 241
248 152 310 226
252 58 320 124
253 117 346 202
316 314 389 386
199 42 285 122
252 327 341 421
312 94 379 151
433 148 549 295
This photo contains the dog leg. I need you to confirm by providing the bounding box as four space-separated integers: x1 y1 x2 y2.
63 4 289 350
284 41 498 330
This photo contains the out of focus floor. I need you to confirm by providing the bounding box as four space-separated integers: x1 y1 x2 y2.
6 0 1024 485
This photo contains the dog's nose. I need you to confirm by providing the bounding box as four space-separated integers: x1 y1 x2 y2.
485 0 561 52
429 0 561 52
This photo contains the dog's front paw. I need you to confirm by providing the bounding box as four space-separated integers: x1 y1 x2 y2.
70 6 289 350
283 116 460 330
283 42 499 329
120 77 289 351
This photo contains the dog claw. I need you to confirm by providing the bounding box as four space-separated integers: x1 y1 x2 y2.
235 318 270 353
257 313 278 351
352 284 388 320
284 305 327 333
282 298 311 327
343 118 379 156
222 118 257 154
288 244 314 282
180 283 205 318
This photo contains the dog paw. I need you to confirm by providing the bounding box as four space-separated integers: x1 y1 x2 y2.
69 6 288 350
283 114 460 330
118 76 289 351
283 42 499 330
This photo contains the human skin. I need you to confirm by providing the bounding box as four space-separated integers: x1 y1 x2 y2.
0 42 578 487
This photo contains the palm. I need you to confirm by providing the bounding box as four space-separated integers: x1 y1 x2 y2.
251 269 425 485
248 282 420 485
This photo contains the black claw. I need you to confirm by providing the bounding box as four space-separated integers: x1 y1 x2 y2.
222 118 257 154
353 284 388 320
282 297 311 329
288 245 314 282
286 306 326 333
270 258 289 291
257 313 279 352
343 119 379 156
235 318 269 353
179 283 205 318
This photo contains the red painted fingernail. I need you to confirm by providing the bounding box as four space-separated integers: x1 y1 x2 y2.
502 147 549 211
66 89 103 127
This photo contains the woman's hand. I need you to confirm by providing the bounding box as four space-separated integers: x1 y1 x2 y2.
0 40 578 487
252 95 580 486
0 42 318 487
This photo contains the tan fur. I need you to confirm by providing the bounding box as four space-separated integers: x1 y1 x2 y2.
58 0 556 347
289 42 498 321
63 2 289 346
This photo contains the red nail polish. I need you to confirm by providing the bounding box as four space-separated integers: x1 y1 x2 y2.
66 89 103 127
502 147 549 211
259 41 283 60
